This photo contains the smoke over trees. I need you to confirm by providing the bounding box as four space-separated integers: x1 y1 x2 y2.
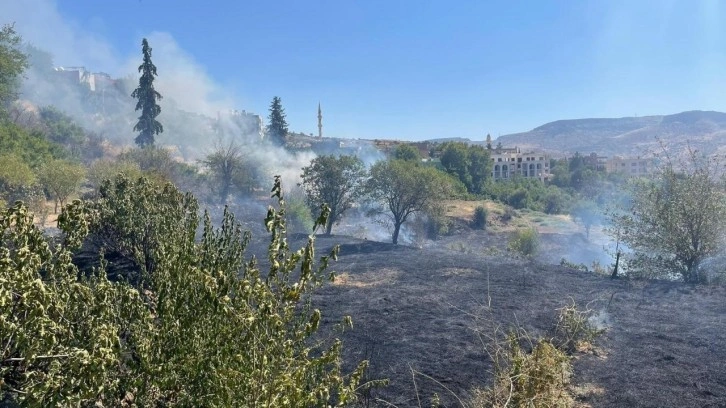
131 38 163 147
203 139 256 204
610 151 726 283
300 155 367 235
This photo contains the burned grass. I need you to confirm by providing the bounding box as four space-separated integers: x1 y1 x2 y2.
268 234 726 408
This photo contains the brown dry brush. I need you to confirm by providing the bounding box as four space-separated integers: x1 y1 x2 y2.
469 301 603 408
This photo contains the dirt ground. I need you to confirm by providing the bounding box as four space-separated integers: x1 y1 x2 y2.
258 231 726 408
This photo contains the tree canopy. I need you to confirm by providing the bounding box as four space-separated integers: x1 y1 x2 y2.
438 142 490 195
265 96 288 146
300 154 367 235
610 152 726 283
393 144 421 162
37 159 85 213
202 139 256 203
131 38 163 147
367 159 455 244
0 23 28 113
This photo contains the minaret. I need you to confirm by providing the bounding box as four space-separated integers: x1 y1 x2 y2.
317 102 323 139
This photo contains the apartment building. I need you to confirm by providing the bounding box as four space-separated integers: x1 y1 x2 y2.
605 156 654 177
490 147 550 182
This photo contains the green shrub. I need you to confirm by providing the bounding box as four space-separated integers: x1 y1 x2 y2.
2 176 366 406
508 227 540 258
506 188 529 209
472 205 487 230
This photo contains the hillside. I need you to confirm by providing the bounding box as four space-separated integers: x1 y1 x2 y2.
495 110 726 157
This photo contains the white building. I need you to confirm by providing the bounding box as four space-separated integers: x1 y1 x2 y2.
490 147 550 182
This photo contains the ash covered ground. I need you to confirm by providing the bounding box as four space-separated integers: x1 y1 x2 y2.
245 229 726 408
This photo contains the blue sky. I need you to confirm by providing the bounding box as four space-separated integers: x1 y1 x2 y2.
6 0 726 141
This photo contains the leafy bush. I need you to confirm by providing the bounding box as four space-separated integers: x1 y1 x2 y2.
508 227 540 258
2 176 366 406
505 187 529 209
472 205 487 230
471 334 573 407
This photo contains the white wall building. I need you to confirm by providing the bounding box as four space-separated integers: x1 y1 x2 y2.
490 147 550 182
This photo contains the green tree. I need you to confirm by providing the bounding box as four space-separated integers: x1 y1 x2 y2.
266 96 288 146
131 38 163 147
0 23 28 113
300 154 367 235
393 144 421 162
202 139 256 203
37 159 85 213
438 142 490 194
367 159 454 244
38 106 87 156
610 152 726 283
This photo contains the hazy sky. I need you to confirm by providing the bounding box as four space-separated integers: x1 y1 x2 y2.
4 0 726 141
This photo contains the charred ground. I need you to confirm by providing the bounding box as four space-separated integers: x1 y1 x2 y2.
254 232 726 408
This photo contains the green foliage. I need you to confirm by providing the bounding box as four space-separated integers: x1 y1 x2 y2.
0 154 44 212
0 120 65 168
1 201 140 406
118 146 202 193
0 23 28 113
472 205 487 230
437 142 490 195
2 176 365 406
37 159 85 213
285 189 315 233
508 227 540 258
300 154 367 235
367 159 455 244
393 144 421 162
542 187 570 215
486 178 574 214
610 151 726 283
202 139 255 204
131 38 163 147
86 159 143 193
505 187 529 209
266 96 289 146
38 106 86 149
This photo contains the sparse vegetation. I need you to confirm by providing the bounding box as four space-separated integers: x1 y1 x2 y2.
472 205 487 230
508 227 540 258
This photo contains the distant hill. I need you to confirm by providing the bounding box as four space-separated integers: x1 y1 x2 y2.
495 110 726 157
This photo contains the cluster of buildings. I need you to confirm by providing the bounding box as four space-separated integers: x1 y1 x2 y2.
53 66 118 92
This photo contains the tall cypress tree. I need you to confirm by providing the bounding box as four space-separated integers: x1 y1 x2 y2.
131 38 163 147
265 96 288 146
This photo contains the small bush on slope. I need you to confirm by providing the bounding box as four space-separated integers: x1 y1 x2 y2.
469 303 603 408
